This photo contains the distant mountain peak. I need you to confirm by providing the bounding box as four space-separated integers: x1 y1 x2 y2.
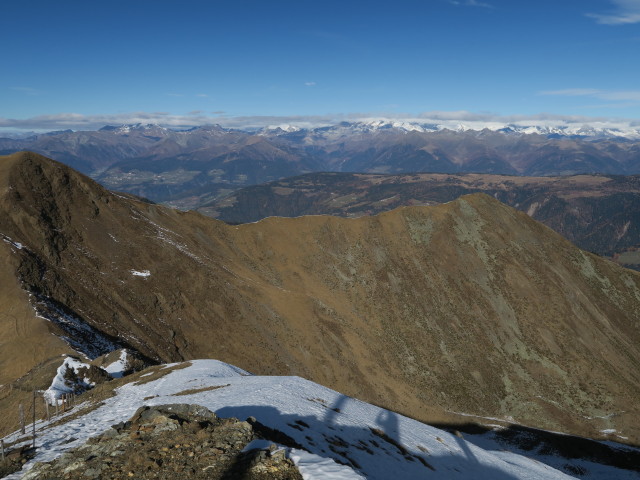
258 124 303 135
99 123 168 134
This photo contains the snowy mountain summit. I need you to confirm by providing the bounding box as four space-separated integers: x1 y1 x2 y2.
3 359 638 480
253 119 640 139
341 120 640 138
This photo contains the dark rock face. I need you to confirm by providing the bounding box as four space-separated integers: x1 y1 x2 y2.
23 404 302 480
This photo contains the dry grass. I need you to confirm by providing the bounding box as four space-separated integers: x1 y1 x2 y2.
131 362 191 386
170 384 230 396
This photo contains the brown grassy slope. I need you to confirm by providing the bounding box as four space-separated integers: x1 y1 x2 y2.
0 244 72 385
1 152 639 444
0 156 72 385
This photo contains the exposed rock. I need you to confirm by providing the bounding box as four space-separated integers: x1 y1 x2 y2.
0 445 36 478
22 404 302 480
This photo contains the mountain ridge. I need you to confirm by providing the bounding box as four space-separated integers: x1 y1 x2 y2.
1 152 640 447
200 171 640 268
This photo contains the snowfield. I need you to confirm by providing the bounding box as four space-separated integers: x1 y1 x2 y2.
3 360 639 479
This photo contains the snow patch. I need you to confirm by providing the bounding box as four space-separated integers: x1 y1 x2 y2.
259 124 302 134
104 349 130 379
290 448 365 479
44 357 96 404
31 294 121 359
130 269 151 277
145 218 207 264
1 233 24 250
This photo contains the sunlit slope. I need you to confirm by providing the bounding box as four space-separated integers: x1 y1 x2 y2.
1 152 639 443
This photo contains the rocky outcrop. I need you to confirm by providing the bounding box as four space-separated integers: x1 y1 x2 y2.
23 404 302 480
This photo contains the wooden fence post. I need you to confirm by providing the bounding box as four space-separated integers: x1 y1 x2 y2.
32 390 36 448
44 394 50 421
19 403 25 434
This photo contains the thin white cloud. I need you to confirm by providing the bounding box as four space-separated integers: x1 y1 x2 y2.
581 101 640 110
196 93 209 98
599 90 640 101
166 93 184 97
540 88 601 96
305 82 316 87
0 112 215 131
11 86 43 96
586 0 640 24
540 88 640 102
449 0 494 8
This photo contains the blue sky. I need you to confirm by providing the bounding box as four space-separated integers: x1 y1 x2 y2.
1 0 640 131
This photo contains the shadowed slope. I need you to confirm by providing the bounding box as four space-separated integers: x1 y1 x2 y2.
1 152 639 444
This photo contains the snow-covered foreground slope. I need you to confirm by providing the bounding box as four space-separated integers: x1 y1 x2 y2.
3 360 638 479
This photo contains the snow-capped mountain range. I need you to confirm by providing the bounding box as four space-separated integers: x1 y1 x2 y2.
255 119 640 139
108 117 640 140
4 118 640 139
3 119 640 210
